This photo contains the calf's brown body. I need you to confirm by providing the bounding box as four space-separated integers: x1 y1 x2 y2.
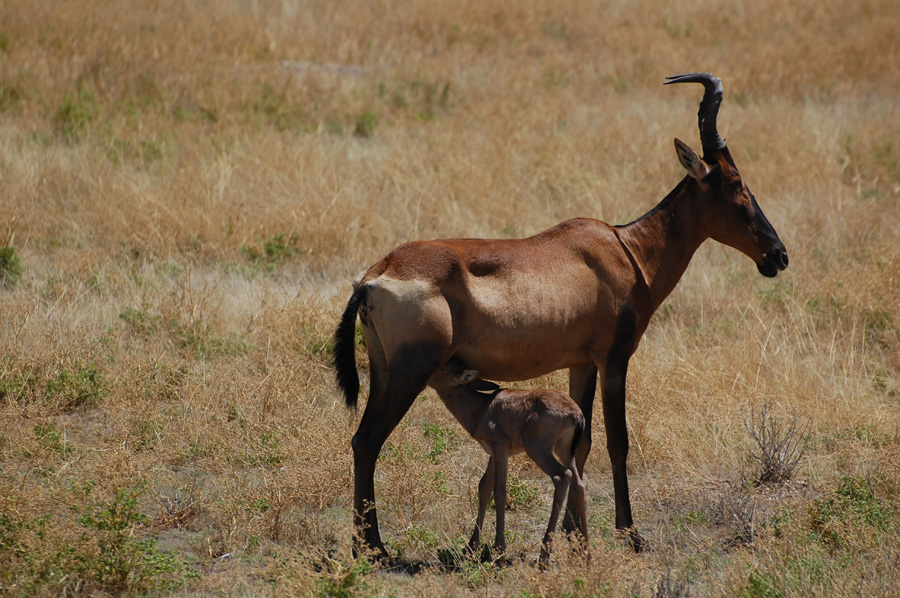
428 360 588 562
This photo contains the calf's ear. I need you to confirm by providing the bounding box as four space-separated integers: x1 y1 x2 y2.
458 369 479 383
467 377 500 392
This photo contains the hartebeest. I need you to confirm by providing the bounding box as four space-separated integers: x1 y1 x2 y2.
428 357 588 563
334 73 789 558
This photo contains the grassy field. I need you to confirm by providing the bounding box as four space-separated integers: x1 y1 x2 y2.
1 0 899 595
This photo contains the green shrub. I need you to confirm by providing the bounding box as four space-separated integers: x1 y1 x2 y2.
0 245 22 288
44 362 106 411
239 233 301 275
421 421 454 461
77 484 198 593
315 557 374 598
119 305 161 337
0 363 34 402
809 474 894 547
505 476 540 511
0 485 197 595
742 568 782 598
354 110 377 137
0 511 61 593
34 423 73 457
53 87 98 141
169 319 248 360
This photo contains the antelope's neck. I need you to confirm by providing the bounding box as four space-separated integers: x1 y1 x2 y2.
616 178 707 311
435 391 490 437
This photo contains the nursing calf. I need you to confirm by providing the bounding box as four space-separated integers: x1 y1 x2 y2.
428 358 588 563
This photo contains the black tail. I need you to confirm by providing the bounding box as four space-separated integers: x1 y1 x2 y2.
334 286 364 408
570 415 585 458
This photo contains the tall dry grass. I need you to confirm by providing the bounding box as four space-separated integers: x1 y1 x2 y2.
1 0 899 595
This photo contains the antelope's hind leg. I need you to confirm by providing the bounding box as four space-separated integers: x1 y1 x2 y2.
351 341 441 558
351 282 454 558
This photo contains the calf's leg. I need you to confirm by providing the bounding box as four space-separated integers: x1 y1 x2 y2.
491 445 509 556
468 455 495 553
563 364 596 534
529 449 573 563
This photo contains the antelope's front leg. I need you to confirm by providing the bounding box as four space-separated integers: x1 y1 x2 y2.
599 355 644 552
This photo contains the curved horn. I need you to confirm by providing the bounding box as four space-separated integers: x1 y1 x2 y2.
665 72 725 156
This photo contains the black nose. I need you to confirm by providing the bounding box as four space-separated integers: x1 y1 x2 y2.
775 247 789 270
761 245 789 275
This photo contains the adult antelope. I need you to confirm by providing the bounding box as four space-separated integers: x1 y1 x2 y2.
334 73 789 558
428 357 588 563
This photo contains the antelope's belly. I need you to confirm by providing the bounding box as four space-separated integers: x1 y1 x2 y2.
453 333 593 382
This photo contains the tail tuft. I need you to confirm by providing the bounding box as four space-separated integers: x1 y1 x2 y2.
334 287 364 408
570 414 586 458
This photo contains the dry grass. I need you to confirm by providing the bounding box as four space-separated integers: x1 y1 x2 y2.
1 0 899 595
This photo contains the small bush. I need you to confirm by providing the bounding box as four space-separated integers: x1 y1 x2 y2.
0 511 61 592
53 87 98 141
315 556 374 598
0 245 22 288
744 404 808 485
505 475 540 511
0 484 197 595
354 110 377 138
421 421 454 461
400 523 440 552
44 362 106 411
154 478 204 531
120 305 161 337
712 490 758 548
239 233 301 275
169 319 248 360
77 484 198 593
742 568 782 598
653 571 692 598
809 474 894 547
34 422 73 457
0 363 35 403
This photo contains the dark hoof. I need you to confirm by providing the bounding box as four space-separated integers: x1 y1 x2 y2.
562 529 590 554
615 527 647 553
353 540 391 564
379 558 425 575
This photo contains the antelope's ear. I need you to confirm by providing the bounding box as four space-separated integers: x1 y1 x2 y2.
674 138 711 180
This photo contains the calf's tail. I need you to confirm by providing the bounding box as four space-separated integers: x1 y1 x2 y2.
570 414 586 458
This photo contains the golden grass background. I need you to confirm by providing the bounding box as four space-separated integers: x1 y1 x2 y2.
1 0 899 595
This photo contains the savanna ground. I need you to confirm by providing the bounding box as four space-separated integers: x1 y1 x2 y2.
1 0 899 595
